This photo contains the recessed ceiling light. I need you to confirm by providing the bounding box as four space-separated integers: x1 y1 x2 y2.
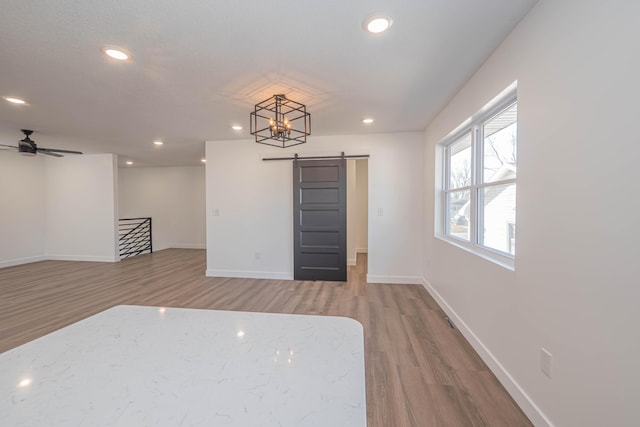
102 47 130 61
126 161 133 165
231 125 243 131
17 378 32 388
363 14 393 34
153 140 163 146
3 96 27 105
201 158 206 163
362 118 374 124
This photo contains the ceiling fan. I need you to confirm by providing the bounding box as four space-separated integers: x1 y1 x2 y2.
0 129 83 157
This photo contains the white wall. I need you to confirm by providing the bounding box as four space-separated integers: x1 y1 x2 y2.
355 159 368 253
118 166 206 251
206 133 424 282
423 1 640 426
0 153 46 267
46 154 119 262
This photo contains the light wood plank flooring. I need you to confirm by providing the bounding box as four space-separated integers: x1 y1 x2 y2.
0 249 532 426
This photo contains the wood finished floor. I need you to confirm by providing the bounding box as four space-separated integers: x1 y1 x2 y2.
0 249 532 426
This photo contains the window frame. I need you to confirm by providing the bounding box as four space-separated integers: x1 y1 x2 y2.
440 88 517 268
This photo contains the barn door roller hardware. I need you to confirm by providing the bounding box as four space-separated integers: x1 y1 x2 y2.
262 152 369 162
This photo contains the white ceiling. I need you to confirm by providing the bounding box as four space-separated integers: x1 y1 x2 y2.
0 0 537 167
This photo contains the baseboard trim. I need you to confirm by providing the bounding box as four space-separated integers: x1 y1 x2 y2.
0 255 47 269
366 274 424 285
206 269 293 280
170 244 206 249
420 277 553 427
46 255 120 263
348 258 357 266
356 247 368 254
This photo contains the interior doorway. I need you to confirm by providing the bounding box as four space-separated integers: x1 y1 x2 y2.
291 157 368 282
347 159 368 270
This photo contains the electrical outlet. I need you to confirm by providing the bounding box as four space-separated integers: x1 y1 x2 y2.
378 207 383 217
254 252 261 261
213 208 219 217
540 348 552 378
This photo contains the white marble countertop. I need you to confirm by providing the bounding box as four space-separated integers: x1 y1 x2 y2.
1 305 366 426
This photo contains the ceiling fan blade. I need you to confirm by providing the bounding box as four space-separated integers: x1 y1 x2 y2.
0 144 18 149
39 147 83 155
38 150 64 157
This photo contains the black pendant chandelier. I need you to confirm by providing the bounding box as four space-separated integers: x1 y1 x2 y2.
250 94 311 148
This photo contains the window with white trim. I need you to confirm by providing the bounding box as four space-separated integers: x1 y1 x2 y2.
443 93 517 262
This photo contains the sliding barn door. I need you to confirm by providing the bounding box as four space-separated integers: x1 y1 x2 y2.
293 159 347 281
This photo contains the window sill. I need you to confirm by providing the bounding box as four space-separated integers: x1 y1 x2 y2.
434 234 515 271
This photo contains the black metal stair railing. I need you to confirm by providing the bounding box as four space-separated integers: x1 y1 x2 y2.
119 217 152 258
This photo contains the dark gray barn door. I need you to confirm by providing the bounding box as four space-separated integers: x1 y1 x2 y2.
293 159 347 281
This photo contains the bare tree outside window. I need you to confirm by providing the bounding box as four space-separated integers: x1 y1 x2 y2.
448 132 472 191
446 132 472 240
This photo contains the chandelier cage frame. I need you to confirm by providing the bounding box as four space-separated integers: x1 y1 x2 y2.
250 94 311 148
